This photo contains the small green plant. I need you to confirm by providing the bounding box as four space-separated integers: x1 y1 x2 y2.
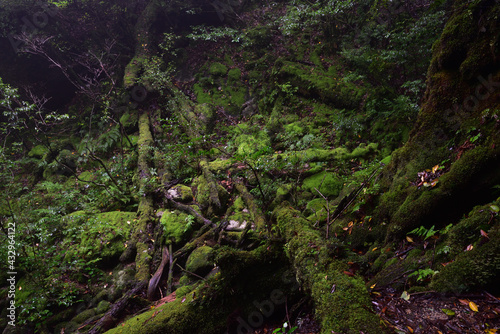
273 322 298 334
408 268 439 281
408 224 452 240
184 215 195 233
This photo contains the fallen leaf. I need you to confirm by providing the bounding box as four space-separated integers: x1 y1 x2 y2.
466 244 474 251
490 205 499 213
469 301 479 312
480 230 489 238
432 165 439 173
370 283 376 289
459 299 469 306
406 236 414 243
442 308 455 316
372 247 378 251
401 291 410 301
407 326 414 333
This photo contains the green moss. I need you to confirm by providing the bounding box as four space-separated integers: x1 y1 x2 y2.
446 202 497 253
227 68 241 83
277 61 366 108
430 225 500 293
209 62 228 76
302 171 342 198
124 57 143 89
71 308 96 324
28 145 48 159
96 300 111 314
193 103 215 134
62 211 136 262
235 131 271 156
175 285 193 298
160 210 194 245
185 246 215 277
273 204 384 333
168 184 193 203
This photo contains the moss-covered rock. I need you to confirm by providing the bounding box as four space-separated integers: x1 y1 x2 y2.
160 210 195 245
185 245 215 277
235 131 271 156
71 308 96 324
302 171 342 198
96 300 112 314
28 145 48 159
167 184 193 203
430 224 500 293
61 211 137 263
209 62 228 76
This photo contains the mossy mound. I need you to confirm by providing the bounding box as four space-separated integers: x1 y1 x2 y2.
61 211 137 263
302 171 342 198
167 184 193 203
276 60 366 109
28 145 48 159
429 226 500 293
160 210 195 245
209 62 228 76
185 245 215 277
235 131 271 156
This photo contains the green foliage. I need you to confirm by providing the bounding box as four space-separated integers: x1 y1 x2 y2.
187 25 243 43
273 322 298 334
160 210 196 245
408 224 453 241
408 268 439 282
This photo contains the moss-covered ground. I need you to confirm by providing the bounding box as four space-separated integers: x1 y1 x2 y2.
1 1 500 333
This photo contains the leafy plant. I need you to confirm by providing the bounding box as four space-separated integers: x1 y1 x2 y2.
273 322 298 334
408 268 439 282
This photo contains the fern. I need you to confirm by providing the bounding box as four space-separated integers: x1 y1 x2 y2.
97 126 121 153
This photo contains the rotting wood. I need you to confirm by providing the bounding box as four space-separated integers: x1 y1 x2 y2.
147 246 170 300
88 281 147 334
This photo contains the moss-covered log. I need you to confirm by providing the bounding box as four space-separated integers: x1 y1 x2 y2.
273 203 385 334
131 112 156 282
234 182 266 230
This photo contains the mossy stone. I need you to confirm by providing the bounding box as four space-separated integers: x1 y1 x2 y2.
96 300 111 314
185 245 215 277
71 308 96 324
160 210 194 244
61 211 136 262
430 225 500 293
168 184 193 203
302 171 342 198
28 145 48 159
235 131 271 156
227 68 241 83
209 62 228 76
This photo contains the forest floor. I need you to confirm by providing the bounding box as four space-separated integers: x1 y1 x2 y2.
247 289 500 334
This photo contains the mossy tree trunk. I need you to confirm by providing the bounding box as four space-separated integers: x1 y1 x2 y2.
273 203 385 334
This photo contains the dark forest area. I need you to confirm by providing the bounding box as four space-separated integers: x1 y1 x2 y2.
1 0 499 333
